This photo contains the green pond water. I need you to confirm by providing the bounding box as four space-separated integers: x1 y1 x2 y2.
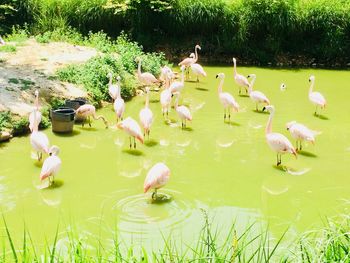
1 66 350 252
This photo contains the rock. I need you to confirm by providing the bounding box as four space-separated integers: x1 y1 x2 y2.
0 131 12 142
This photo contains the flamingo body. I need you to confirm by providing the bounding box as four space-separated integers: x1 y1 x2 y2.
144 162 170 193
139 87 153 136
190 63 207 81
29 110 42 132
233 57 249 94
40 146 61 182
117 117 144 145
30 131 50 160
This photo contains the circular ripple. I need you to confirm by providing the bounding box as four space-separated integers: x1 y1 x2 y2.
113 190 194 234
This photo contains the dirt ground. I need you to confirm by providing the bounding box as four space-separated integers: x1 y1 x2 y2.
0 38 97 116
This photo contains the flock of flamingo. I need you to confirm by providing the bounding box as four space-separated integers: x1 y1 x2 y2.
28 44 327 199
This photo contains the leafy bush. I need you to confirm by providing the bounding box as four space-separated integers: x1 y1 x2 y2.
11 117 29 135
0 111 12 131
0 44 16 52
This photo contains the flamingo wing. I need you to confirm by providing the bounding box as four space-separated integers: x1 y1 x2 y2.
40 155 61 181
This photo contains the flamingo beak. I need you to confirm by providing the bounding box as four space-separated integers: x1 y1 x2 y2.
49 153 52 156
216 75 218 79
262 107 266 112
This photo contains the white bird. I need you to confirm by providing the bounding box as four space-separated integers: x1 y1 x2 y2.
264 105 297 166
160 71 172 118
308 75 326 116
216 73 240 122
40 145 61 187
179 44 201 79
139 87 153 138
280 83 287 91
117 117 144 149
30 108 50 161
143 162 170 200
76 104 108 128
136 57 160 86
113 80 125 122
107 73 120 101
190 63 207 82
159 66 175 87
169 65 185 95
175 93 192 129
232 57 250 95
247 74 270 111
286 121 319 151
29 89 42 132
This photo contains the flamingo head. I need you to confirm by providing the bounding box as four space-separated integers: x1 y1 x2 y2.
189 53 195 59
116 121 124 130
49 145 60 156
232 57 236 63
286 121 297 130
115 75 121 82
247 74 256 79
262 105 275 114
107 72 113 79
309 75 315 82
180 65 186 72
216 73 225 79
137 134 144 144
34 89 39 97
135 57 142 63
195 44 201 50
280 83 287 91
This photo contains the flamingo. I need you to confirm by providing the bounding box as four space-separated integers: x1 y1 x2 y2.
144 162 170 200
169 65 185 95
175 93 192 129
107 73 120 101
0 36 5 46
113 81 125 123
136 57 160 87
286 121 319 151
179 44 201 79
29 89 42 132
117 117 144 149
232 57 250 95
308 75 326 116
160 71 172 118
139 87 153 138
190 63 207 82
40 145 61 187
30 109 50 161
263 105 297 166
76 104 108 128
247 74 270 111
216 73 240 122
159 66 175 87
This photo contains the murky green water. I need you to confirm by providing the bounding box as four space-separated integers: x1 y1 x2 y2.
1 66 350 251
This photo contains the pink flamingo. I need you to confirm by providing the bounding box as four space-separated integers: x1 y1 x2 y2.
113 81 125 123
263 105 297 166
76 104 108 128
30 109 50 161
308 75 326 116
175 93 192 129
216 73 240 122
144 162 170 200
247 74 270 111
139 87 153 138
136 57 160 86
190 63 207 82
179 44 201 79
117 117 144 149
40 145 61 187
159 66 175 87
160 71 172 118
107 73 120 101
169 65 186 95
29 89 42 132
286 121 319 151
233 57 250 95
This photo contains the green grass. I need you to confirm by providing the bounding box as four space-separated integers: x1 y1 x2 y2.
0 44 17 53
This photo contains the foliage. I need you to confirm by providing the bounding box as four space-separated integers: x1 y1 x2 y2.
0 44 17 52
0 111 12 131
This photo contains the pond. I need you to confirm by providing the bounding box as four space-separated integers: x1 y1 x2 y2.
1 66 350 252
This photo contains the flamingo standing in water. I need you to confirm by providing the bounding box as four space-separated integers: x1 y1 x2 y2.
247 74 270 111
175 93 192 129
232 57 250 95
179 44 201 79
29 89 42 132
286 121 318 151
144 162 170 200
139 87 153 138
117 117 144 149
159 66 175 87
308 75 326 116
216 73 240 122
30 109 50 161
160 70 172 118
76 104 108 128
169 65 185 95
107 73 120 101
113 81 125 123
136 57 160 87
263 105 297 166
40 145 61 187
190 63 207 82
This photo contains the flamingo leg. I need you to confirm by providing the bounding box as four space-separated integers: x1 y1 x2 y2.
129 137 132 149
134 137 136 149
224 109 226 122
314 105 318 116
300 141 303 151
228 108 231 122
277 154 282 166
256 103 258 111
152 188 158 200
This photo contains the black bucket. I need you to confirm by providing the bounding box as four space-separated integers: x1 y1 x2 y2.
50 107 75 133
65 98 87 122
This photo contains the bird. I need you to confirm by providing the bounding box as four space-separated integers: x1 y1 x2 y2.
30 109 50 161
216 73 240 122
117 117 144 149
190 63 207 82
247 74 270 111
139 87 153 138
232 57 250 95
179 44 201 79
29 89 42 132
308 75 326 116
136 57 160 86
175 92 192 129
113 80 125 123
76 104 108 128
286 121 319 151
280 83 287 91
159 66 175 87
107 73 120 101
0 36 5 46
40 145 61 187
160 70 173 118
144 162 170 200
169 65 185 95
263 105 297 166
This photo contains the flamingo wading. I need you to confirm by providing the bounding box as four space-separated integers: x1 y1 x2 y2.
76 104 108 128
29 89 42 132
144 162 170 200
286 121 318 151
308 75 326 116
117 117 144 149
40 145 61 187
139 87 153 138
30 108 50 161
247 74 270 111
113 79 125 123
175 93 192 129
233 57 250 95
136 57 160 87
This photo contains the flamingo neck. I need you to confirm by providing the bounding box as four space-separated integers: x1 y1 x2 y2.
117 85 121 99
266 111 274 134
248 76 256 95
181 68 185 84
35 93 39 110
108 75 112 86
218 77 224 94
33 108 38 132
233 59 237 76
137 60 142 77
194 46 199 63
309 79 314 95
145 91 149 108
175 95 179 109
